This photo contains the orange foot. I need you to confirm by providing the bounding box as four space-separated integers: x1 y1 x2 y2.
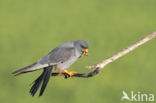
64 70 77 78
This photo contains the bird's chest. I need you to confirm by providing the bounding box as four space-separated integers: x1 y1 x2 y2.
55 56 79 70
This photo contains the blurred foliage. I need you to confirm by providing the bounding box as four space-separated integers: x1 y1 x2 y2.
0 0 156 103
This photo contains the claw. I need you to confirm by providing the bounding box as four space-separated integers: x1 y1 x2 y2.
64 70 77 78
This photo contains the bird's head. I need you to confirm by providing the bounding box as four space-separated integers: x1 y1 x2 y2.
74 40 89 56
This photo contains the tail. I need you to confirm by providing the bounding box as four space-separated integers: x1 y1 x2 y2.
29 66 53 96
12 62 48 76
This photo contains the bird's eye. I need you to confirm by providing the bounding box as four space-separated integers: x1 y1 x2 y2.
81 51 84 54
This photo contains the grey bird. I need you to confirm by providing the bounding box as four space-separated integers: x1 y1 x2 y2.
12 40 89 96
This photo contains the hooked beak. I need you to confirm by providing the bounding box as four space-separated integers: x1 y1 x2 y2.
82 48 89 56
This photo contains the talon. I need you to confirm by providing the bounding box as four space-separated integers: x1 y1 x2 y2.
64 70 77 78
64 74 70 79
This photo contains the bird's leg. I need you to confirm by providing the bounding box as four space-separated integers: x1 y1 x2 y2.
57 69 65 76
64 70 77 78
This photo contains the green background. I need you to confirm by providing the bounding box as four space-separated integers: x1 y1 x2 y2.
0 0 156 103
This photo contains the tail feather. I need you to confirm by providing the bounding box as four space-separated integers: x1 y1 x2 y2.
12 63 48 76
29 66 53 96
29 71 45 96
39 67 52 96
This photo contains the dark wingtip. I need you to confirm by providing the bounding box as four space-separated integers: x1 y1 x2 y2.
12 69 26 76
12 71 21 76
12 62 38 76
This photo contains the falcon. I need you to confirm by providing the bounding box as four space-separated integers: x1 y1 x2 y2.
12 40 89 96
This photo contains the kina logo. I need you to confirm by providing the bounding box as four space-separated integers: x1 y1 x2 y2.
121 90 154 102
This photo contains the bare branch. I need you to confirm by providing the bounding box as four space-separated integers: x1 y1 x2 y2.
86 32 156 69
51 32 156 78
51 68 101 78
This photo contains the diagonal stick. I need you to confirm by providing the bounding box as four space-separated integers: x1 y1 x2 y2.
51 32 156 78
